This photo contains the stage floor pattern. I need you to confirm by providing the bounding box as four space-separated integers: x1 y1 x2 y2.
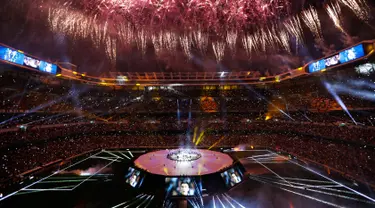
0 148 374 208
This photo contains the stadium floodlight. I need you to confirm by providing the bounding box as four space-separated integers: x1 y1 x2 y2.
355 62 375 76
168 83 184 87
220 72 226 78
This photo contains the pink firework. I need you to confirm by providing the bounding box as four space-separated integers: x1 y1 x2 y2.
77 0 291 31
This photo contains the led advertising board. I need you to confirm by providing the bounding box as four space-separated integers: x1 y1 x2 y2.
0 46 24 65
325 54 340 67
39 61 57 74
308 59 326 73
339 44 365 64
308 44 366 73
23 56 41 69
0 46 57 75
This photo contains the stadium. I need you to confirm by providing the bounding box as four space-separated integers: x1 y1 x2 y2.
1 0 375 207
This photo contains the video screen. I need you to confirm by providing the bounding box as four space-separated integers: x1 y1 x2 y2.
125 167 143 188
325 54 340 67
308 59 325 73
220 167 243 188
339 44 365 64
165 177 201 197
39 61 57 74
0 46 24 65
0 46 57 74
23 56 41 69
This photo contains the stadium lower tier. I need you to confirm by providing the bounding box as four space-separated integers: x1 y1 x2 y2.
1 147 375 208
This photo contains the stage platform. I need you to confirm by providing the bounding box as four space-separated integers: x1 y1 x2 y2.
134 149 233 176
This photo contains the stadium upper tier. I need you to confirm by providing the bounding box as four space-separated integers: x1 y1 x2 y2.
1 68 375 118
0 40 374 86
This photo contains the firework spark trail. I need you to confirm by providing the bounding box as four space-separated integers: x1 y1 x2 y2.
48 6 106 48
256 27 278 53
91 23 104 49
152 33 163 58
283 16 304 46
212 41 226 62
263 27 273 52
193 30 209 54
326 2 345 33
103 20 109 42
117 23 135 48
242 34 254 58
48 7 81 38
326 2 362 46
105 36 117 65
226 31 238 54
338 0 371 21
269 25 280 50
162 31 178 53
48 4 119 63
180 33 193 59
257 29 267 52
251 33 261 53
136 29 148 55
278 29 291 53
302 6 323 40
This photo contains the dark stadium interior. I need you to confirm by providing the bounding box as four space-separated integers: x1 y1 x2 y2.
1 0 375 208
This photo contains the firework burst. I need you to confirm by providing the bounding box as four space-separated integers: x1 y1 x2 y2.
79 0 290 31
326 2 344 33
302 7 323 40
283 16 304 46
338 0 371 22
48 5 120 63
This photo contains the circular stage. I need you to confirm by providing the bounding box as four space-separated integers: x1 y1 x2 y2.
134 149 233 176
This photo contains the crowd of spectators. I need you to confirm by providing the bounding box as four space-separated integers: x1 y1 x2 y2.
1 119 375 188
2 69 375 116
1 68 375 191
1 114 375 145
